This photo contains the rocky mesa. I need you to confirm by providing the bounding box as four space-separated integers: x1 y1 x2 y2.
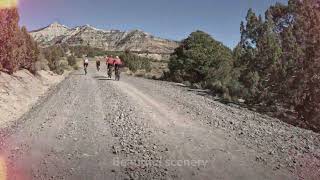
30 22 179 55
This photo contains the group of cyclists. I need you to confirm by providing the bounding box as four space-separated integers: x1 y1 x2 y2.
83 55 123 81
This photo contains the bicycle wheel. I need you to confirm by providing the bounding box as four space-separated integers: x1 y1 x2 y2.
108 69 112 78
115 69 120 81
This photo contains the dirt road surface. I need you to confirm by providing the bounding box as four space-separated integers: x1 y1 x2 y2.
1 61 319 180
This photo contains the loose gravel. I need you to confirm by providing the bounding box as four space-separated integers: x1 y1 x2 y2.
0 62 319 180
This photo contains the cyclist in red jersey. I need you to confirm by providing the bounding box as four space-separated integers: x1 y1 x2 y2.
106 55 114 78
113 56 123 81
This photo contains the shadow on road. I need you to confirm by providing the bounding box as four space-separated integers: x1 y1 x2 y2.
171 83 213 96
93 75 107 79
70 73 85 76
187 88 212 96
97 78 113 81
93 75 114 81
170 82 236 105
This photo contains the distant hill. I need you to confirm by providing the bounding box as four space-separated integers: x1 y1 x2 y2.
30 22 179 56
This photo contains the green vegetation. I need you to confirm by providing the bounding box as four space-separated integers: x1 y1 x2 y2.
166 0 320 132
67 55 78 69
166 31 239 100
0 9 75 75
235 0 320 131
120 52 151 73
41 45 80 74
0 8 40 74
68 45 106 58
41 46 64 74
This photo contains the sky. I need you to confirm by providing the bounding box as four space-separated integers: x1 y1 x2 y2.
18 0 288 48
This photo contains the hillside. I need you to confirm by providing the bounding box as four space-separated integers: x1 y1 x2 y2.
0 70 66 127
30 22 179 55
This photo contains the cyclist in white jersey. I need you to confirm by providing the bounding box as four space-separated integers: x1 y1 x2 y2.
83 56 89 75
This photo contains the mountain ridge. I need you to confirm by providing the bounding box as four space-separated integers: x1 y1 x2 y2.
30 22 179 55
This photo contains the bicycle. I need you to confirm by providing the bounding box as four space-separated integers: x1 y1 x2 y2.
96 61 101 71
84 63 88 75
115 66 120 81
84 66 88 75
107 66 113 79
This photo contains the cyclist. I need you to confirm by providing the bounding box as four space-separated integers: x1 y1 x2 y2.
83 56 89 75
113 56 123 81
106 55 114 78
96 58 101 71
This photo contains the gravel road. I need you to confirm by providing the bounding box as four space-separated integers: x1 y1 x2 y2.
0 61 319 180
